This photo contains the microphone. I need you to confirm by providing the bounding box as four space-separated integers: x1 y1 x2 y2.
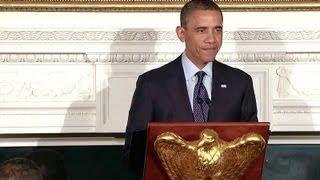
197 98 211 106
205 98 212 106
197 98 204 104
205 98 212 107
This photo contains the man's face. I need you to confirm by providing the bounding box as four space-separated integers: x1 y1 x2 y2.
176 10 223 68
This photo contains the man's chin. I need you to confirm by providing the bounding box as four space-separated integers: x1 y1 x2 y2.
204 57 216 62
202 54 217 61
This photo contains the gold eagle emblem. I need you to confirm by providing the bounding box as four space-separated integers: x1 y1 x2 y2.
154 129 266 180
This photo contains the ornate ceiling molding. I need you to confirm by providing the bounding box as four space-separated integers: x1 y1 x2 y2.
0 30 319 42
1 52 320 63
0 0 319 12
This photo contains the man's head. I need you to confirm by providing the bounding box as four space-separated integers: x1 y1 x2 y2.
0 158 42 180
176 0 223 69
180 0 223 27
26 150 68 180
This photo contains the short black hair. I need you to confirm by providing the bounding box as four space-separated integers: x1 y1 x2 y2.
26 150 68 180
180 0 223 27
0 157 42 180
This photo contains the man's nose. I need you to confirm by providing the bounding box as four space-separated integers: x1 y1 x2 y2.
205 31 217 44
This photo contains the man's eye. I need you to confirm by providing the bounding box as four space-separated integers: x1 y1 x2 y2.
197 29 205 33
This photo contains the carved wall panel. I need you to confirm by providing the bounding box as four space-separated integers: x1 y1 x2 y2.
95 64 162 132
0 64 96 133
0 65 94 102
274 65 320 100
273 64 320 131
0 28 319 135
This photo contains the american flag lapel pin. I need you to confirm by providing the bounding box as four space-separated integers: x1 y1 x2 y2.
221 84 227 88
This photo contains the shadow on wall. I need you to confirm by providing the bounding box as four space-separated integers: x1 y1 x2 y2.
224 29 287 122
62 28 161 133
62 28 159 179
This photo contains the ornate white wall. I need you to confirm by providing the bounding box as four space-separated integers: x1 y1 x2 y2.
0 11 319 145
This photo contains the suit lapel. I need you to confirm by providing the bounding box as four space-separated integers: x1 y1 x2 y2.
164 57 194 121
208 60 227 121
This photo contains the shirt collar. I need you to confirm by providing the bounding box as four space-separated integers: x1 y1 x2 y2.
181 52 212 80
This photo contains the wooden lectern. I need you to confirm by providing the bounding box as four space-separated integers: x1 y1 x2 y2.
143 122 270 180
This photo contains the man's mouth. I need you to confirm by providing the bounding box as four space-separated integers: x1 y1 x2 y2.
203 48 217 53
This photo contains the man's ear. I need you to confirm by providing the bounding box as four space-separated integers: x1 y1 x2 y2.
176 26 185 42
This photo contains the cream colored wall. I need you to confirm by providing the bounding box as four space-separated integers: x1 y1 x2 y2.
0 11 320 145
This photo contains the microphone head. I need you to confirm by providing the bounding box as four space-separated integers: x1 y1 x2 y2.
197 98 203 104
205 98 212 106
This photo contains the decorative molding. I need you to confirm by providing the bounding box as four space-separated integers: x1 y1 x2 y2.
0 30 319 42
273 110 320 113
0 53 89 63
0 113 95 123
273 102 320 113
2 135 320 147
0 31 177 42
0 80 92 100
275 66 320 99
89 52 320 63
273 100 320 107
0 64 94 101
224 31 320 41
246 69 270 122
268 135 320 144
272 115 320 132
0 137 122 147
0 112 97 134
87 53 179 63
1 52 320 63
97 66 144 132
0 0 319 12
219 53 320 63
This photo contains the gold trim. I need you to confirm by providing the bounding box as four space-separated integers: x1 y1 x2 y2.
0 0 319 12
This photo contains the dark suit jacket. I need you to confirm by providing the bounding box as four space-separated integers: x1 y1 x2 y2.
122 56 258 178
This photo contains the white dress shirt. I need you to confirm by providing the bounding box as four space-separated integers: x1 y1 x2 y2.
181 52 212 111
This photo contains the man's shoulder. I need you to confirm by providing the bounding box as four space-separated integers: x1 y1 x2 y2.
140 57 181 81
214 60 251 79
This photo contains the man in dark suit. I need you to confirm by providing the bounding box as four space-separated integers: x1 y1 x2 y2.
123 0 258 178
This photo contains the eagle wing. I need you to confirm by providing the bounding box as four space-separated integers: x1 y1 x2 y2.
154 132 198 180
218 133 266 179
